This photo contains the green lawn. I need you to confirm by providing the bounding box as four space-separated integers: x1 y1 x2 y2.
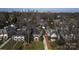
2 40 16 49
2 40 23 50
12 41 23 50
1 39 44 50
25 41 44 50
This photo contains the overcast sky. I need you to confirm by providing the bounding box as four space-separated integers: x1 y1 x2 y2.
0 8 79 12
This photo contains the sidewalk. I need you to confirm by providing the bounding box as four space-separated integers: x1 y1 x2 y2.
43 35 48 50
43 32 52 50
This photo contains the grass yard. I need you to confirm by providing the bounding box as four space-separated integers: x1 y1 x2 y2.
1 39 44 50
50 41 57 50
2 40 23 50
25 41 44 50
12 41 23 50
1 39 16 49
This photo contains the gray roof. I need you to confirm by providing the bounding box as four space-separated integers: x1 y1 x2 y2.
0 29 3 33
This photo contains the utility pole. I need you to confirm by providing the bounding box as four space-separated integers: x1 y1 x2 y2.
27 19 31 44
27 30 29 44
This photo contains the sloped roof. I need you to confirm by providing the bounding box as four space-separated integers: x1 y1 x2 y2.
51 33 57 38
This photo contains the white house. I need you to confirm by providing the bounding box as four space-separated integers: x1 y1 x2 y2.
33 34 40 42
12 35 24 41
3 29 8 40
0 29 8 41
50 33 57 42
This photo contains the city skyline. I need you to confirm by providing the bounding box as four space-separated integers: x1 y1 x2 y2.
0 8 79 12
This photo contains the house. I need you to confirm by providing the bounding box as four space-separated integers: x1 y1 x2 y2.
50 33 57 42
47 29 56 37
2 29 8 40
33 34 40 42
7 24 17 37
12 29 25 41
53 19 60 27
0 29 3 40
39 19 48 27
46 29 58 42
33 29 41 42
12 35 24 41
0 29 8 41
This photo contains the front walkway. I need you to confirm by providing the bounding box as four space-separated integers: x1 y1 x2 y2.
43 32 52 50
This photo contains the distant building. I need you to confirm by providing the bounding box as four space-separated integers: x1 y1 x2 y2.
53 19 60 23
